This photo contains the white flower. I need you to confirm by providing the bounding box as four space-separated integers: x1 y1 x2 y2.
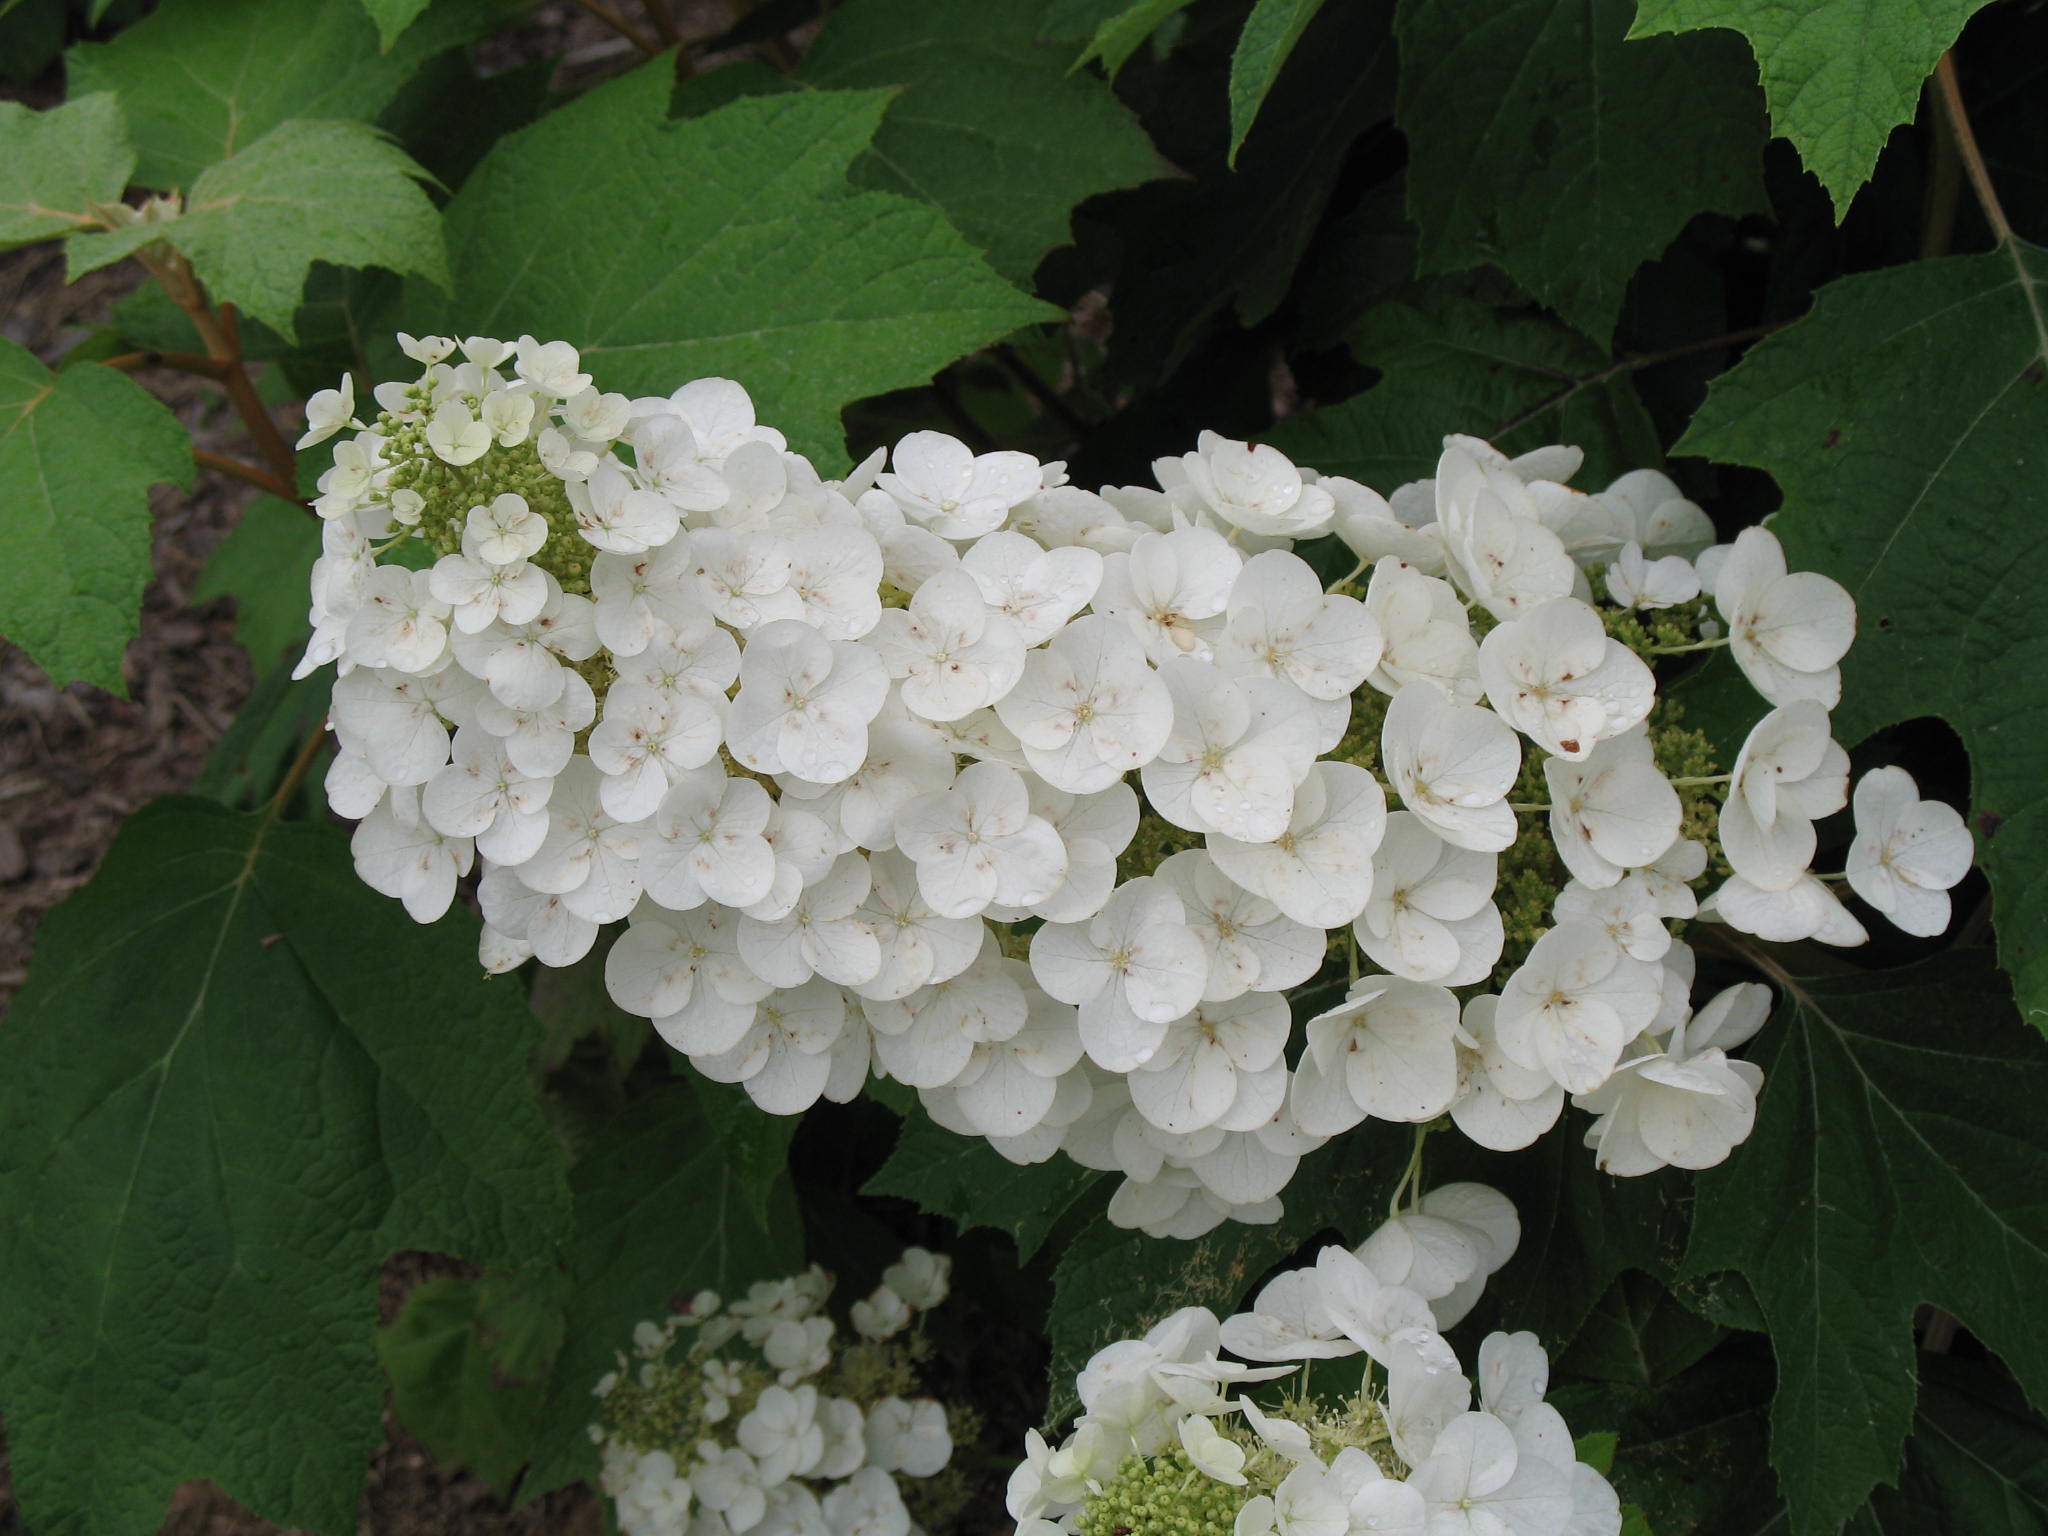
1354 812 1502 985
893 760 1068 918
297 373 356 449
1380 683 1520 853
1435 445 1576 620
1544 731 1682 889
1031 877 1207 1072
694 1446 769 1533
959 530 1102 645
852 849 983 1000
823 1467 910 1536
1407 1412 1573 1536
1596 468 1713 560
738 1384 825 1484
1450 995 1566 1152
1333 475 1445 572
562 385 632 442
1178 1412 1250 1485
727 620 890 785
1605 540 1699 608
1366 557 1481 704
1095 526 1241 663
345 565 451 674
1718 700 1848 891
878 430 1042 540
397 331 455 365
851 1284 911 1340
425 398 492 465
996 615 1175 793
351 796 472 921
1143 659 1322 843
1845 766 1972 936
1216 549 1382 703
466 492 549 565
1712 526 1855 707
1291 977 1464 1130
1479 597 1655 760
421 725 551 865
587 682 723 823
1155 848 1324 1002
518 758 642 923
571 460 683 553
869 568 1025 721
739 852 881 988
1495 921 1663 1094
1164 431 1335 538
1574 1023 1765 1176
1219 1270 1358 1362
1128 992 1291 1134
479 388 535 447
1310 1246 1437 1367
1704 871 1868 946
513 334 592 397
1207 760 1387 928
428 549 550 634
863 1396 952 1477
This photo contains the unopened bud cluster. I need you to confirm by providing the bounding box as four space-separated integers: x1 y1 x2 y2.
1009 1182 1620 1536
591 1250 965 1536
305 332 1975 1233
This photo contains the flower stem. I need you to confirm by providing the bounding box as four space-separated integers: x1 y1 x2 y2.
1645 636 1729 656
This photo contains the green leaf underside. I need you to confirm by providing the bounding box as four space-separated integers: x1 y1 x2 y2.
0 798 571 1535
1079 0 1197 76
378 1274 564 1496
1396 0 1767 342
1685 953 2048 1536
1226 0 1328 161
1630 0 1996 217
432 62 1055 470
67 120 446 341
0 94 133 249
522 1082 803 1501
358 0 433 50
1268 288 1664 492
1672 243 2048 1026
190 495 320 670
800 0 1161 286
66 0 495 190
0 337 192 694
863 1103 1104 1260
1847 1357 2048 1533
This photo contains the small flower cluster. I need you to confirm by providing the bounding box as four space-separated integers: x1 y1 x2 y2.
305 335 1976 1233
592 1250 966 1536
1007 1182 1622 1536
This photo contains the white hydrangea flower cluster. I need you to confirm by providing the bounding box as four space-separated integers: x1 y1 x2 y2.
304 335 1977 1232
591 1250 963 1536
1007 1182 1624 1536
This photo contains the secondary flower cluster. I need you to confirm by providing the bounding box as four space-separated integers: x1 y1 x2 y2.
304 334 1975 1235
1007 1182 1622 1536
592 1250 966 1536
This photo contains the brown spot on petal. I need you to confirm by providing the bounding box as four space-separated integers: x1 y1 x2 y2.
1559 738 1580 754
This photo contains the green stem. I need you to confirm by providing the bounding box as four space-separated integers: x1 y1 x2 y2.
1646 636 1729 656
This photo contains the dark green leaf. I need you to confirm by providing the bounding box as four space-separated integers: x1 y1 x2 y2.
863 1102 1104 1259
1847 1355 2048 1534
1686 952 2048 1535
1630 0 1995 217
378 1272 565 1495
523 1084 803 1500
1268 287 1664 493
0 94 133 249
67 0 497 191
1561 1273 1726 1388
0 797 572 1534
431 62 1055 468
0 335 193 694
1394 0 1767 341
189 658 335 812
800 0 1162 285
68 120 445 340
1671 245 2048 1025
1225 0 1326 162
359 0 432 50
688 1076 799 1234
191 495 319 671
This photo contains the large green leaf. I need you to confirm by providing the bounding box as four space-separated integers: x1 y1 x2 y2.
431 61 1054 469
523 1081 804 1500
864 1103 1104 1260
1268 287 1665 494
1074 0 1198 74
378 1272 564 1496
798 0 1161 286
0 94 133 249
1848 1356 2048 1534
1685 952 2048 1536
1394 0 1767 342
0 797 572 1535
68 120 445 340
66 0 493 190
0 336 192 694
1630 0 1995 218
1671 245 2048 1025
359 0 433 49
